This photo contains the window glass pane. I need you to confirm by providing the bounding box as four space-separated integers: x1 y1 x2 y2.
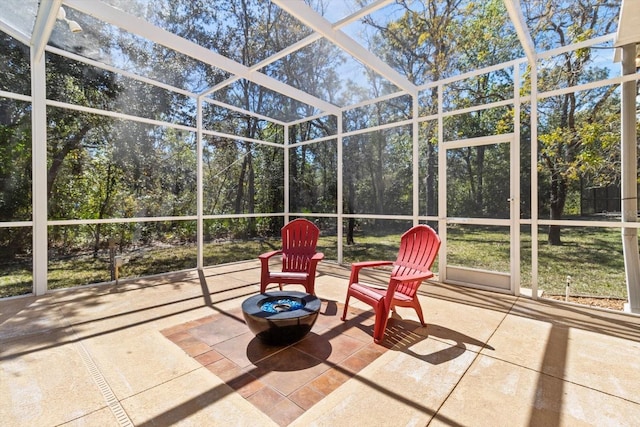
443 106 513 141
342 219 414 265
47 107 197 220
51 6 229 94
343 126 413 215
0 33 30 94
419 120 438 217
447 144 510 219
48 222 197 290
46 52 196 127
0 97 31 222
203 138 283 215
291 116 337 142
289 140 337 214
101 0 314 67
447 224 510 272
0 226 32 297
352 0 521 85
202 104 283 142
537 85 621 221
0 0 39 39
203 217 280 266
343 95 411 133
208 79 320 123
536 226 626 304
538 45 620 93
418 88 438 117
526 2 619 53
443 69 514 112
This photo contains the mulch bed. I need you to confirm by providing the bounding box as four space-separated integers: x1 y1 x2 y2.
544 295 626 311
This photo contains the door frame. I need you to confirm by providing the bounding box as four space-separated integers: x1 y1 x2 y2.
437 133 521 295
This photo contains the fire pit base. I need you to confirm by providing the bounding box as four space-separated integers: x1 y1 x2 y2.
242 291 321 345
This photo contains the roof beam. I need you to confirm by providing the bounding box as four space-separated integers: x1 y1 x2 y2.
503 0 536 64
201 0 393 98
273 0 417 95
0 18 31 46
615 0 640 47
32 0 63 62
64 0 340 116
200 32 323 98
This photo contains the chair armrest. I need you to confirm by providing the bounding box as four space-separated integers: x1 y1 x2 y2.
351 260 393 270
258 250 282 261
390 271 434 284
384 271 434 301
349 260 393 284
307 252 325 280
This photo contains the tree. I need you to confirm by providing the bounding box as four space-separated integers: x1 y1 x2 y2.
526 0 620 244
363 0 465 218
0 34 32 257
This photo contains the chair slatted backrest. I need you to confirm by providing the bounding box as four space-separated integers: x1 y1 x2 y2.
391 225 441 297
281 219 320 273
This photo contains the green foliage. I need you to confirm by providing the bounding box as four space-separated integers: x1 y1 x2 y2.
0 226 626 300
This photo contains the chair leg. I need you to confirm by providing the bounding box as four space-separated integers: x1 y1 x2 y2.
341 293 351 321
412 300 426 327
305 282 315 295
372 302 390 344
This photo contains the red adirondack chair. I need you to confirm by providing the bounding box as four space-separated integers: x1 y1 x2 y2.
259 219 324 295
341 225 441 343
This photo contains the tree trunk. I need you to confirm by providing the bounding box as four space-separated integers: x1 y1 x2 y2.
548 169 567 245
346 175 356 245
475 145 485 214
247 148 255 237
93 223 102 258
347 218 355 245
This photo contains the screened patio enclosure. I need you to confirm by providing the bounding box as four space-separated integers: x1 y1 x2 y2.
0 1 638 312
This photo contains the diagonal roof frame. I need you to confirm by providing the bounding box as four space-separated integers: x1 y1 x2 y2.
200 0 395 101
503 0 536 64
64 0 341 118
31 0 63 62
273 0 417 96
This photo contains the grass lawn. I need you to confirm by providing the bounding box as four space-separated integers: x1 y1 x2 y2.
0 226 629 300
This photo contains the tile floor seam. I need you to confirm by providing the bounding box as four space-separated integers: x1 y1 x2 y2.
116 364 228 417
487 355 640 408
473 343 640 407
64 315 216 426
426 294 521 425
555 381 640 406
475 296 640 407
50 407 114 427
56 305 135 427
73 339 134 427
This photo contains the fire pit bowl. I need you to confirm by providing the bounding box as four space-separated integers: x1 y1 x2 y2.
242 291 321 345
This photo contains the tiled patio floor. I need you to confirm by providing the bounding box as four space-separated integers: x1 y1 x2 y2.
1 260 640 426
161 302 393 426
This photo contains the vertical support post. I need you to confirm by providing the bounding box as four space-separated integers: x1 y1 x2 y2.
31 48 48 296
196 96 204 270
620 44 640 313
284 124 289 223
530 61 539 300
337 113 343 264
437 84 446 280
511 63 521 296
412 94 419 226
